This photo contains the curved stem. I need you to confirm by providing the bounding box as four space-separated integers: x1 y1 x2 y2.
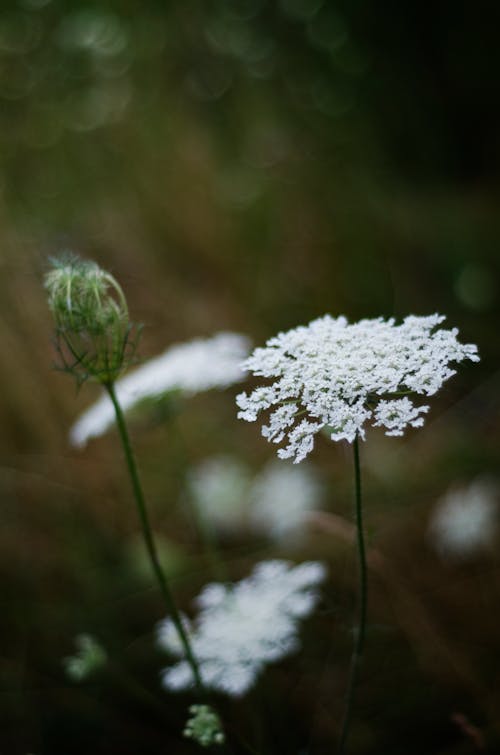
338 435 367 754
105 382 204 693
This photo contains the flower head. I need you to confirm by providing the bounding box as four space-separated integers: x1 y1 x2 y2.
185 455 323 541
428 479 498 560
183 705 225 748
158 560 326 696
69 332 251 447
45 254 139 385
249 461 324 541
187 455 252 534
237 314 479 462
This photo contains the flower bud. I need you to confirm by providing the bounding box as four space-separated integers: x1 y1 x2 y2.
45 254 140 385
183 704 225 748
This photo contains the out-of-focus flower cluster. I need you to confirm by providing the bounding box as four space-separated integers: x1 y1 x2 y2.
237 314 479 462
428 479 498 560
187 455 324 541
183 705 225 748
70 332 251 446
158 560 326 696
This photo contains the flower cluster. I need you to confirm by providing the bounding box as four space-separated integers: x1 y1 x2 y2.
428 479 498 560
187 456 323 540
70 332 251 447
45 254 138 385
237 314 479 462
158 560 326 696
248 461 324 540
183 705 225 748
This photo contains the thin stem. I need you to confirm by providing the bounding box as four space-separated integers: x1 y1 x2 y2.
104 382 204 693
338 435 367 754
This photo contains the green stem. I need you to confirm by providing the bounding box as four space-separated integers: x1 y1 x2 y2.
338 435 367 754
105 382 204 693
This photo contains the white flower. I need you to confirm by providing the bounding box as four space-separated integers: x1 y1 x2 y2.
237 314 479 462
428 479 498 559
70 332 251 447
249 461 324 541
186 455 323 541
158 560 326 696
187 455 252 533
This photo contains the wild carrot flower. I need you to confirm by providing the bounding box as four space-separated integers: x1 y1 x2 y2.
237 314 479 462
187 455 252 534
46 254 205 693
428 479 498 559
70 332 251 446
183 705 225 748
249 461 324 541
158 560 326 696
186 456 323 540
45 254 139 386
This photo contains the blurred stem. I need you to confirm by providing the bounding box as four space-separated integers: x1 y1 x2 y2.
105 382 204 693
338 435 367 754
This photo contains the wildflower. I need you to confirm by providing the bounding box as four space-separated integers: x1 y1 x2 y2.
70 332 251 447
249 460 324 541
183 704 225 748
187 455 252 534
428 479 498 559
237 314 479 462
158 560 326 696
45 254 139 385
63 634 107 681
186 455 323 541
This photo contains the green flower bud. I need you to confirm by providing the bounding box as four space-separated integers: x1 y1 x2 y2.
183 704 225 748
45 254 140 385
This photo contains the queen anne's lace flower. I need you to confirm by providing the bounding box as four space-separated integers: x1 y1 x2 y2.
237 314 479 462
158 560 326 696
249 461 324 541
70 332 251 447
186 455 252 533
428 479 498 559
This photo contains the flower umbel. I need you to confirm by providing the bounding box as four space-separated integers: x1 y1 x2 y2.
428 479 498 560
158 560 326 696
45 254 139 385
183 705 225 748
70 332 250 446
237 314 479 462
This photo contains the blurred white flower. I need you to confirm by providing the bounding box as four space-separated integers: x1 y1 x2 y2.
428 479 498 559
158 560 326 696
70 332 251 447
249 461 324 541
186 455 323 541
187 455 252 534
237 314 479 462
